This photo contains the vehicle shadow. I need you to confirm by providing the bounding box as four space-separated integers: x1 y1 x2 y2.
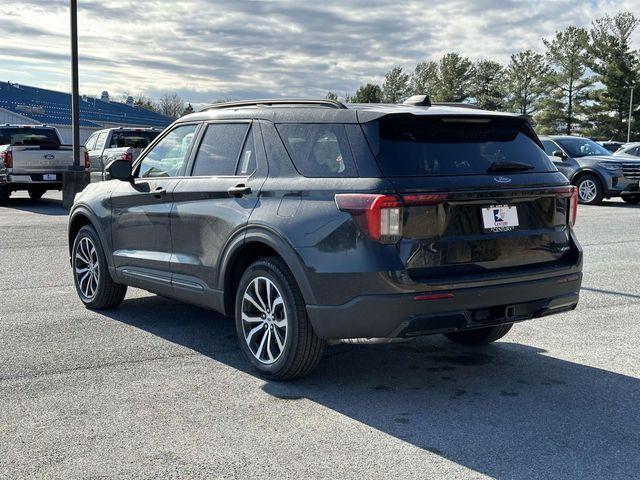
102 295 640 480
596 199 639 208
0 196 67 216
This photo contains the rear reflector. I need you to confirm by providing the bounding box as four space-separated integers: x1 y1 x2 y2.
84 150 90 169
121 151 133 162
414 292 455 301
569 186 578 227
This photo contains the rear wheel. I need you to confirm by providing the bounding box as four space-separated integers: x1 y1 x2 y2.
235 257 324 380
72 225 127 309
0 186 9 203
444 324 513 346
28 187 46 200
575 174 604 205
621 194 640 205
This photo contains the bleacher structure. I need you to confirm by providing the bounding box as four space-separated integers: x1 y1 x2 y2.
0 81 172 143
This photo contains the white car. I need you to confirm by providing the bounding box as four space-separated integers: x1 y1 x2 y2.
614 142 640 158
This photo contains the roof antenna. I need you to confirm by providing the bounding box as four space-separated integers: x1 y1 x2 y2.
402 95 431 107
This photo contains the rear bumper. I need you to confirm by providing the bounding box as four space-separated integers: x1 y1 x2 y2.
306 272 581 339
1 174 64 190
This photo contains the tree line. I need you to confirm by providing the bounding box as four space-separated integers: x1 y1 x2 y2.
119 92 194 120
328 11 640 141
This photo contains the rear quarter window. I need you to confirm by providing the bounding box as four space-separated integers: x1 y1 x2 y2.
363 115 555 177
276 124 358 177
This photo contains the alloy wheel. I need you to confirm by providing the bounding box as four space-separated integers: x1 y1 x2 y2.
75 236 100 299
241 276 288 365
578 179 597 203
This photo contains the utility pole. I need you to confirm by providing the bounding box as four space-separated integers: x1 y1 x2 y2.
628 83 635 144
63 0 89 209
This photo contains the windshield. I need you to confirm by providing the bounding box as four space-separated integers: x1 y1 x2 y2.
556 138 611 157
364 115 555 176
109 131 159 149
0 128 61 146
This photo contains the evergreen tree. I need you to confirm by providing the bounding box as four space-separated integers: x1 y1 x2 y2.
351 83 383 103
536 26 593 135
382 66 411 103
433 53 475 102
504 50 550 116
411 60 439 97
471 59 506 110
585 12 640 140
325 91 339 101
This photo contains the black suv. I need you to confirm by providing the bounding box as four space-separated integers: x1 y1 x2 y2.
68 98 582 379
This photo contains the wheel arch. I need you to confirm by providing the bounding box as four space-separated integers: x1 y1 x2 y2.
68 207 113 268
219 226 316 316
570 168 606 189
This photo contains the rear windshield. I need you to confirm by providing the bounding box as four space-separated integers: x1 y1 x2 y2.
364 115 554 176
109 131 159 149
0 128 60 146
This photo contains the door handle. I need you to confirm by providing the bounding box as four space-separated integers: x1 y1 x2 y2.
227 184 252 197
151 186 166 197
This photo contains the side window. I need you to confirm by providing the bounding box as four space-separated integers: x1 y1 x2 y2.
85 134 98 151
276 124 357 177
632 147 640 157
541 140 559 156
138 124 198 178
191 123 249 177
94 132 108 152
236 127 256 175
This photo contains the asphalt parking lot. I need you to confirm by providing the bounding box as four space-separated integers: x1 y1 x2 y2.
1 191 639 479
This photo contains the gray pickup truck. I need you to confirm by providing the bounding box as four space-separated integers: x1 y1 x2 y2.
85 127 161 176
0 125 88 202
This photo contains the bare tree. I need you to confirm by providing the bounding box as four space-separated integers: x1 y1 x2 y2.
157 93 185 119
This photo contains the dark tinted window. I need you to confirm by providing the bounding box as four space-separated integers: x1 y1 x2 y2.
556 138 611 157
0 128 60 146
192 123 249 176
276 124 357 177
366 115 555 176
109 131 159 149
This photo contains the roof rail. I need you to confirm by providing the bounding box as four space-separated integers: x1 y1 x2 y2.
199 98 348 112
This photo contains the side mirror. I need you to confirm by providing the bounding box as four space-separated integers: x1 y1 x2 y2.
105 159 133 181
552 150 566 159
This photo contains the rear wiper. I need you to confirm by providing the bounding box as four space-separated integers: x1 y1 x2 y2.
487 161 534 173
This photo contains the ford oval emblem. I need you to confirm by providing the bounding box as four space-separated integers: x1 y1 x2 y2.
494 176 511 183
44 154 55 160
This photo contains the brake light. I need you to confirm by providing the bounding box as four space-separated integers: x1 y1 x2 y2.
335 194 402 243
569 186 578 227
120 151 133 162
1 150 13 169
335 193 450 243
84 150 90 169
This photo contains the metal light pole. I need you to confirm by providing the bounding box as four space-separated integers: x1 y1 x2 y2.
63 0 89 209
70 0 80 168
627 83 635 144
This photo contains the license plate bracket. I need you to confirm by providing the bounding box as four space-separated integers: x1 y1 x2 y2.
481 205 519 232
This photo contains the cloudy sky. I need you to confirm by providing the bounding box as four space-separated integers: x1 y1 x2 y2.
3 0 640 104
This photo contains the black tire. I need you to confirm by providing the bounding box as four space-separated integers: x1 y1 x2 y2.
235 257 324 380
0 186 10 203
72 225 127 309
28 188 46 200
621 194 640 205
575 174 604 205
444 323 513 346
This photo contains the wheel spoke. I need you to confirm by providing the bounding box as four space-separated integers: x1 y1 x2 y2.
253 279 267 311
242 313 263 324
266 329 274 361
255 329 268 360
273 328 285 351
243 292 266 314
245 324 264 344
266 279 273 311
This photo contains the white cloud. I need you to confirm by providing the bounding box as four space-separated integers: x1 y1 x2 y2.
3 0 640 102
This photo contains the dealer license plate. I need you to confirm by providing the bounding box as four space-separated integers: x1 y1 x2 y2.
481 205 519 232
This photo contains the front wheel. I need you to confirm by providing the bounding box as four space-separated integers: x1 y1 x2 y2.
621 194 640 205
576 174 604 205
444 324 513 346
72 225 127 309
235 257 324 380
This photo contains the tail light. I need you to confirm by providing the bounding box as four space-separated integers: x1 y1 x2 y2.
1 150 12 169
120 151 133 162
335 193 449 243
569 186 578 227
84 150 90 169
